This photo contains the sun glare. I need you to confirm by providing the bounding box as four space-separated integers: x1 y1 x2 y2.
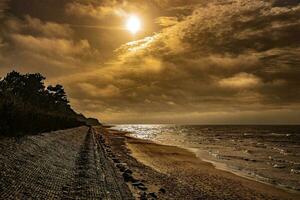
126 15 141 34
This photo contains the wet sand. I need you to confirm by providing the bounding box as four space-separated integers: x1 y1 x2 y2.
103 127 300 200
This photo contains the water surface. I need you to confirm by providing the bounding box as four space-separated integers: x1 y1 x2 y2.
112 125 300 191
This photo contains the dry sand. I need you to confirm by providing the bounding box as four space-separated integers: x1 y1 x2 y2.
103 127 300 200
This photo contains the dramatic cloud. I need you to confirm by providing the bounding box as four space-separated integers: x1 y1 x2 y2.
155 16 179 27
0 0 9 19
1 0 300 123
9 15 74 38
65 0 151 20
219 73 262 89
0 14 101 78
65 2 119 19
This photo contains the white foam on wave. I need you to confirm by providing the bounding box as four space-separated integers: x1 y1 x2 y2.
112 124 300 192
185 147 300 193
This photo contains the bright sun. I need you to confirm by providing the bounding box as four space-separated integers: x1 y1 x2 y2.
126 15 141 34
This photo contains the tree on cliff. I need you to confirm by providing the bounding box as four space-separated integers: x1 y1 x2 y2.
0 71 85 136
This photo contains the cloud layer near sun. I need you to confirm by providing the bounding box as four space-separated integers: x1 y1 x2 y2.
1 0 300 123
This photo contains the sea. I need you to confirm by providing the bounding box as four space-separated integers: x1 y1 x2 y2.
111 125 300 191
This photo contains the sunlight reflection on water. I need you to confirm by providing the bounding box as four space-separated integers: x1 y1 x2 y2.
111 124 300 191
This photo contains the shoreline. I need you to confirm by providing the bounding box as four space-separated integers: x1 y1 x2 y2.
103 126 300 200
186 147 300 194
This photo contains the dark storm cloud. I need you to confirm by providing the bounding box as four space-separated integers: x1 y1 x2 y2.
273 0 300 7
0 0 9 19
1 0 299 123
65 0 300 123
0 12 101 78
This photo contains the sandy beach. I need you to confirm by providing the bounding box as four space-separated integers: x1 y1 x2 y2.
1 125 299 199
102 126 300 200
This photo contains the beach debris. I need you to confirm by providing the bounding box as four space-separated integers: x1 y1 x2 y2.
119 166 134 180
122 171 134 182
244 158 257 162
148 192 157 199
159 188 166 194
112 158 120 163
106 148 112 153
268 156 273 160
137 185 148 191
272 164 286 169
125 168 133 174
132 181 143 186
116 163 127 172
290 169 300 174
243 149 252 154
132 180 148 191
139 192 147 200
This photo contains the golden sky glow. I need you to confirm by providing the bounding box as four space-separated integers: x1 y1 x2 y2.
126 15 141 34
1 0 300 124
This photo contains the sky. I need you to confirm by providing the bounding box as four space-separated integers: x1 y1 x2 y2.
0 0 300 124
